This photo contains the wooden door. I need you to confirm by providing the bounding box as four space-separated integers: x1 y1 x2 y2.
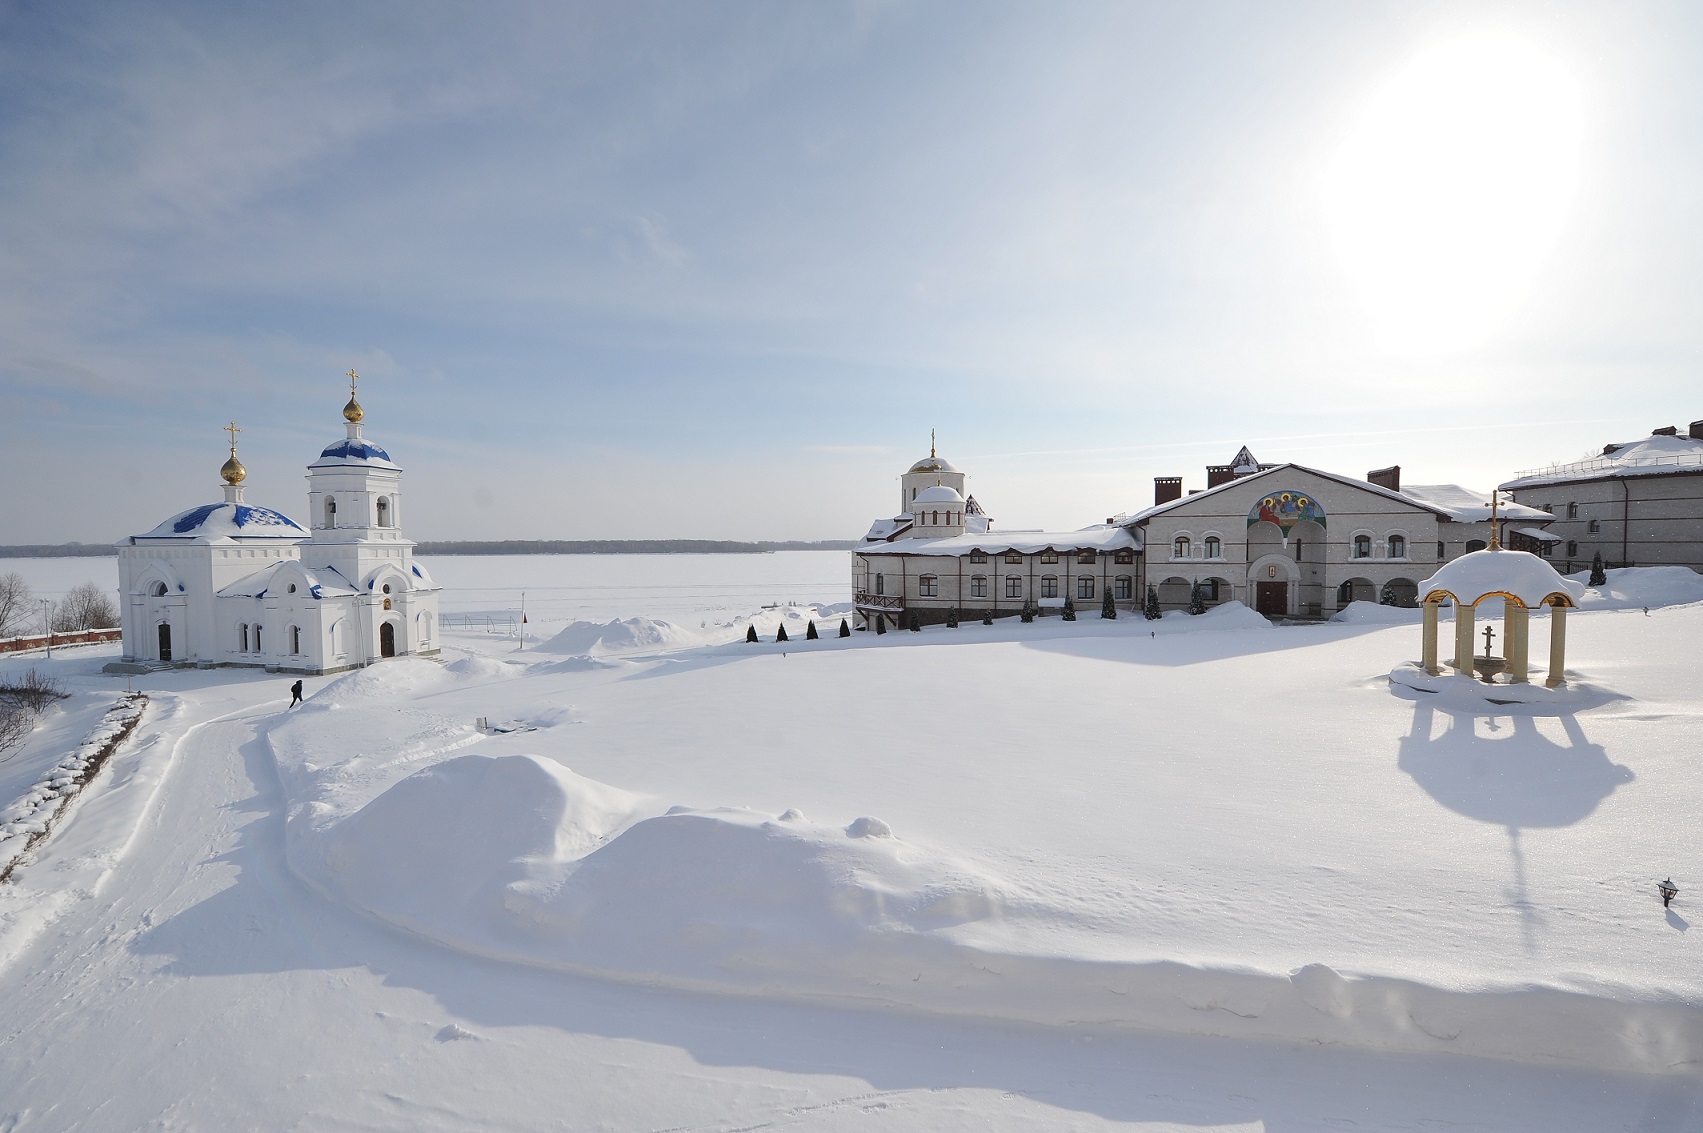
1255 581 1288 616
157 622 172 661
379 621 396 657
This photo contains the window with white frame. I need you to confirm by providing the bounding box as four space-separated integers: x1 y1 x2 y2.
1387 534 1406 558
1173 536 1190 558
1204 536 1221 558
1352 534 1372 558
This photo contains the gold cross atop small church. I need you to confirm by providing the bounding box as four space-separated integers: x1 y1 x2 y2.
224 421 241 451
347 368 360 395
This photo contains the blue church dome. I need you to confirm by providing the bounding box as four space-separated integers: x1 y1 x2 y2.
137 502 307 540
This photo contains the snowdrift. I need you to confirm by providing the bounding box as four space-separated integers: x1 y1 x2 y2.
1575 566 1703 611
265 672 1703 1075
1331 601 1422 625
539 617 700 657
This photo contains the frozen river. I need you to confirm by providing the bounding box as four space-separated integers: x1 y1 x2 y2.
0 550 852 630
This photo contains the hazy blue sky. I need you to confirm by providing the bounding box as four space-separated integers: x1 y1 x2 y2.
3 1 1700 542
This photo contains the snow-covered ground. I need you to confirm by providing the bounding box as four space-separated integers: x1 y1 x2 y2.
1 567 1700 1129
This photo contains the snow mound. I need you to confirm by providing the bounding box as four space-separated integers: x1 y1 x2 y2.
1575 566 1703 611
284 750 1011 990
1331 601 1422 625
1154 601 1271 632
443 654 528 681
539 617 698 657
313 657 456 705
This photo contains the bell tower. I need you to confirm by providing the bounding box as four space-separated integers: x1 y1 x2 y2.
303 371 413 586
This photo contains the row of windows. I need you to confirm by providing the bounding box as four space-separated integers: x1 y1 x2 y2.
1352 534 1406 559
1173 536 1222 558
897 575 1136 600
919 511 961 526
964 549 1135 565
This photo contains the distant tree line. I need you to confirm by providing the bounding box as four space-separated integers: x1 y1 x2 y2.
0 544 116 558
1 539 858 559
0 574 119 637
413 539 859 555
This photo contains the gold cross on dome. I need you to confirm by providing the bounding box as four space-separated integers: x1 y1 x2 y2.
347 368 360 396
224 421 241 451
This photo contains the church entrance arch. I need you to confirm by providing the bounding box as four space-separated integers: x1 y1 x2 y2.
379 621 397 658
157 623 172 662
1247 554 1299 618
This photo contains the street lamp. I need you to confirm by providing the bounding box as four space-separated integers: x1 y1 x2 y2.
39 598 52 659
1658 878 1679 908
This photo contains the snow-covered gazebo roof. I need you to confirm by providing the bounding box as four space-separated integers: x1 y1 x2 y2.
1418 547 1586 609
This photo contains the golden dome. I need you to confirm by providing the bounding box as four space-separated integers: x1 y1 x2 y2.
343 394 364 422
220 451 247 485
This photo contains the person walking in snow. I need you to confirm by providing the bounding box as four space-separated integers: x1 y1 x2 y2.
289 679 304 707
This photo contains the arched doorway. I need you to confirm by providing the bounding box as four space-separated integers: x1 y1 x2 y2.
157 622 172 661
379 621 397 658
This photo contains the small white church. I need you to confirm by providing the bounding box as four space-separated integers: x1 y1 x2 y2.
110 375 440 674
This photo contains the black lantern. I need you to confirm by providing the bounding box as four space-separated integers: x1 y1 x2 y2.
1658 878 1679 908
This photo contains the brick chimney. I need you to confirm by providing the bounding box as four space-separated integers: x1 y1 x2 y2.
1653 425 1679 437
1366 465 1401 492
1154 477 1183 506
1205 464 1234 488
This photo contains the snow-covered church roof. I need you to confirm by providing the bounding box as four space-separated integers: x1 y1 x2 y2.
1398 484 1552 523
131 502 307 541
310 437 398 468
217 561 360 600
914 483 965 505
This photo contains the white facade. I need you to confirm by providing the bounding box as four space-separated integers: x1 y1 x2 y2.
113 390 440 674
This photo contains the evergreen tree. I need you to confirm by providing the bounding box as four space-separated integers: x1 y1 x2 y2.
876 614 887 634
776 623 789 642
908 612 922 632
1101 589 1117 619
1379 580 1397 606
982 611 993 625
1589 551 1607 587
1144 584 1162 621
946 607 959 628
1062 595 1077 621
1188 580 1205 615
838 618 851 637
745 624 758 643
806 620 819 640
1020 601 1035 623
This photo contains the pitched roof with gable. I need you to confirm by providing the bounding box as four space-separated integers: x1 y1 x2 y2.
1120 463 1453 528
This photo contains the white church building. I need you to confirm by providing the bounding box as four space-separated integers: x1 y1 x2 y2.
111 379 440 674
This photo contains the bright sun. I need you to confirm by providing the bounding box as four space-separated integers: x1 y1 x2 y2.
1321 35 1583 353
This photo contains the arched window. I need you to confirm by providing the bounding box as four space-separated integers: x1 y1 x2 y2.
1040 550 1059 564
150 581 168 597
1041 575 1060 599
376 497 391 528
919 575 939 597
932 511 939 526
254 625 262 652
324 497 337 528
239 623 249 652
874 573 885 596
1387 534 1406 559
1353 534 1372 559
1077 549 1095 565
289 625 301 654
1173 537 1190 559
1565 540 1578 557
1204 536 1221 558
1004 551 1023 565
286 583 297 594
1115 549 1134 565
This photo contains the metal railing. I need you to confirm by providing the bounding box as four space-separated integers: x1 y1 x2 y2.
1511 451 1703 481
439 614 519 633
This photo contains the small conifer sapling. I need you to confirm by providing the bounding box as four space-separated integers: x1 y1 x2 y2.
776 623 789 642
806 620 818 640
745 625 758 643
839 618 851 637
1144 585 1162 621
1101 589 1116 619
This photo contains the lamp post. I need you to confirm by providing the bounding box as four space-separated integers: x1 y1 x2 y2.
39 598 52 659
1659 878 1679 908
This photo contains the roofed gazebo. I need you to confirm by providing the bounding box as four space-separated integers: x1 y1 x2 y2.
1417 547 1586 687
